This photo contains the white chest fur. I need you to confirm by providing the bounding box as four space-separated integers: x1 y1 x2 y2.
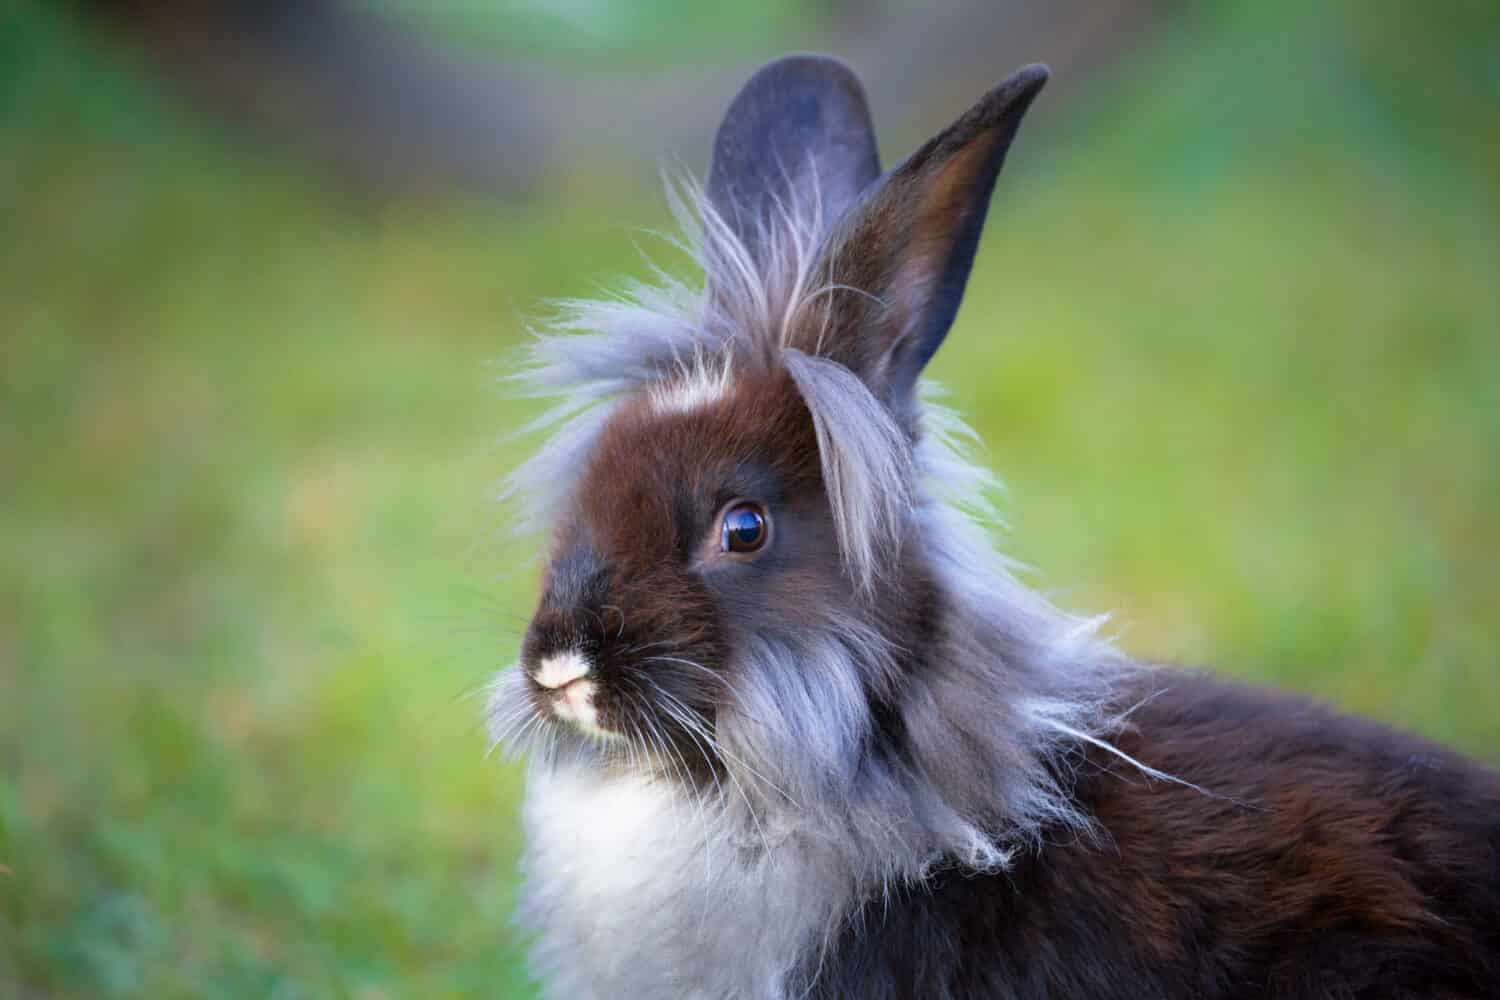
518 764 839 1000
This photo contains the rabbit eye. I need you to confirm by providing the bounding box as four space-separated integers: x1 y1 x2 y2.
720 502 770 554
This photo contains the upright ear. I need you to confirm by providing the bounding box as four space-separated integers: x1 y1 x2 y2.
707 55 881 269
791 64 1049 413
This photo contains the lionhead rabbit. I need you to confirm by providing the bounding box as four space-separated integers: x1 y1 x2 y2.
486 57 1499 999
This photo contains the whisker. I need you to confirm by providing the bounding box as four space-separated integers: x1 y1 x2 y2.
648 681 800 809
643 685 785 860
642 654 723 681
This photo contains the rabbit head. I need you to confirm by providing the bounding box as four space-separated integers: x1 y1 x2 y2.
489 57 1124 865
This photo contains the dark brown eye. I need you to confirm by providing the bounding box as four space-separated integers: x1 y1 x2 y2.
721 502 769 554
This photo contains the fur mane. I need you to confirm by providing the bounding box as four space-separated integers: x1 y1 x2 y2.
500 177 1144 845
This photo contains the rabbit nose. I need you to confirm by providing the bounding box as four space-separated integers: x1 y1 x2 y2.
533 650 591 690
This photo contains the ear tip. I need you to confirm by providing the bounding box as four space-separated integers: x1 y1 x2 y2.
708 53 882 241
949 63 1049 136
749 52 862 80
730 53 872 118
1005 62 1051 100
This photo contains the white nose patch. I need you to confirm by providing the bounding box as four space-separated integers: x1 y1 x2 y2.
533 650 614 740
534 650 591 690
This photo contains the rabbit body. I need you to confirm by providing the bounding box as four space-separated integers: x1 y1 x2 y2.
487 56 1500 999
513 673 1500 999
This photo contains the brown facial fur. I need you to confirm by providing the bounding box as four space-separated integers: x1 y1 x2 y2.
521 363 870 780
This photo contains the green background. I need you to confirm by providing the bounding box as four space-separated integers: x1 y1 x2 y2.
3 1 1497 995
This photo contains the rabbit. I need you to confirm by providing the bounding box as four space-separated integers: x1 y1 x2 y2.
485 56 1500 999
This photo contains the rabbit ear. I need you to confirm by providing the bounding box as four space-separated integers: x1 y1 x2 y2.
707 55 881 266
794 65 1049 411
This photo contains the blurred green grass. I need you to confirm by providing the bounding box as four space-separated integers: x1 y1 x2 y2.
374 0 818 65
2 1 1497 996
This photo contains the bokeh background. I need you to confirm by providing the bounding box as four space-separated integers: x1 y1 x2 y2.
3 0 1497 995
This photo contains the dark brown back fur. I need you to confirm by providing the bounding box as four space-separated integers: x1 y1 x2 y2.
804 672 1500 999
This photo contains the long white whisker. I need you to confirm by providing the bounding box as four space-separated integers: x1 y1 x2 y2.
487 699 541 756
645 687 782 860
650 683 800 809
642 654 722 680
632 688 719 916
638 680 773 852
